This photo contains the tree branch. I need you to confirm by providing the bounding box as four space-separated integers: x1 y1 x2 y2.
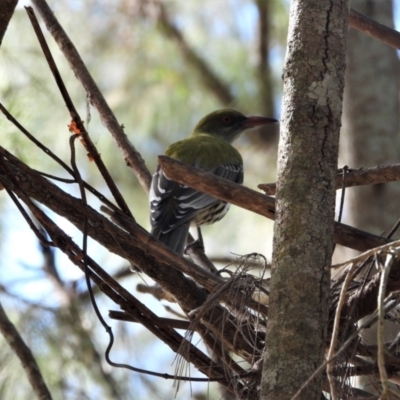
0 147 264 363
259 164 400 195
25 6 134 220
19 0 217 286
30 0 152 192
158 155 392 252
8 181 234 385
349 8 400 50
255 0 275 119
0 303 53 400
0 0 18 47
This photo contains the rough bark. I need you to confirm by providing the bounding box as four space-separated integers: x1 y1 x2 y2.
341 0 400 241
261 1 349 399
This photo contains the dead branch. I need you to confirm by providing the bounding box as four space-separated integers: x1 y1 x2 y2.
259 164 400 195
26 6 134 220
0 147 265 365
8 184 232 385
0 0 18 47
30 0 152 191
377 253 396 398
0 303 53 400
158 155 392 252
349 9 400 50
27 0 227 288
109 311 191 330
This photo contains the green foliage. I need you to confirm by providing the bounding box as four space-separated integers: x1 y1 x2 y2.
0 0 287 398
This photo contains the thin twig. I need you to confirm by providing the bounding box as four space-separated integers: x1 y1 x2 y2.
377 252 397 399
332 240 400 270
291 291 400 400
387 217 400 239
331 165 348 255
327 261 358 400
337 165 348 224
0 103 73 174
109 311 190 330
0 104 123 212
30 0 152 192
25 6 134 221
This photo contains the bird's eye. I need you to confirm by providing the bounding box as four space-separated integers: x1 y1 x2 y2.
222 115 233 124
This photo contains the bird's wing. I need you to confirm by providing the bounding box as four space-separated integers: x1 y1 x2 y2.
150 163 243 235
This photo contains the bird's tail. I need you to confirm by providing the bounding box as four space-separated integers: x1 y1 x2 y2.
152 223 190 255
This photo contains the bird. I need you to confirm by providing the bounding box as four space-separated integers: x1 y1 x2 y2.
149 109 278 255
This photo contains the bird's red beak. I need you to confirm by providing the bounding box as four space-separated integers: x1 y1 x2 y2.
243 116 278 129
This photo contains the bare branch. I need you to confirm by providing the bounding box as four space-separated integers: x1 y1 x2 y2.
0 303 53 400
27 0 222 283
0 0 18 47
0 148 265 363
349 8 400 50
333 239 400 270
259 164 400 195
158 155 392 252
327 262 358 400
25 6 134 220
30 0 152 191
255 0 275 118
377 254 396 398
12 191 231 384
109 311 191 330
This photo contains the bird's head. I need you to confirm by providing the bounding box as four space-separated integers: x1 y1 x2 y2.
192 109 278 143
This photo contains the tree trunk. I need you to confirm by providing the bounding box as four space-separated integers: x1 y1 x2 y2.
340 0 400 394
341 0 400 241
261 1 349 399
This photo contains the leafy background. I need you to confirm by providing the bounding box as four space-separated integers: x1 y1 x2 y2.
0 1 288 398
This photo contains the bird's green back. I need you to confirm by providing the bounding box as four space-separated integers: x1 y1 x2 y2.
165 133 243 171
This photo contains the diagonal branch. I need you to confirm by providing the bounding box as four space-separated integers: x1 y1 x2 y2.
0 147 263 361
0 0 18 47
349 8 400 50
158 155 392 252
1 163 238 386
30 0 152 192
25 6 134 220
32 210 232 385
0 303 53 400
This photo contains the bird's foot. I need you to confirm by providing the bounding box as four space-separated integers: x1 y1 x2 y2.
184 227 205 255
184 239 205 255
